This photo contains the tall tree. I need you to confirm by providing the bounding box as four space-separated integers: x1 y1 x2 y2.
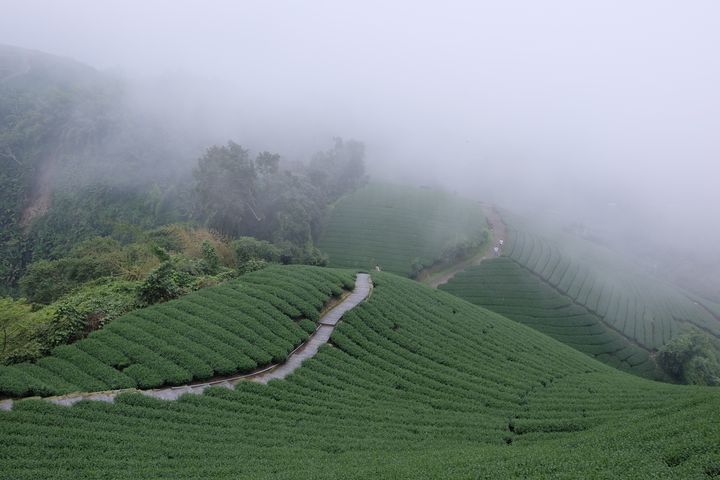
308 137 366 202
193 141 258 236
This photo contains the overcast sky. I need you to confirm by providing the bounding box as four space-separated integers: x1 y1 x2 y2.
2 0 720 251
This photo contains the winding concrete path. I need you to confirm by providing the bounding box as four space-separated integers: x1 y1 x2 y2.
0 274 372 410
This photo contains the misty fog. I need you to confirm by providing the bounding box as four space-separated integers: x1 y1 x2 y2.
2 0 719 286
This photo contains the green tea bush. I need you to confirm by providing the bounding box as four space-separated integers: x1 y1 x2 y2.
0 266 354 396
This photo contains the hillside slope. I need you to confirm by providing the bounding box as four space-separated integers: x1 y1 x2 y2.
442 224 720 381
0 45 193 294
441 258 661 379
0 266 355 397
504 228 720 348
318 184 487 276
1 271 718 478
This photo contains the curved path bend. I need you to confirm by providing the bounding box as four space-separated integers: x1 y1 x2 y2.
0 273 372 410
422 204 507 288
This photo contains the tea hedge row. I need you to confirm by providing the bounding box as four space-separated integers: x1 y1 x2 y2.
0 272 718 478
440 258 660 379
505 228 719 349
0 266 355 397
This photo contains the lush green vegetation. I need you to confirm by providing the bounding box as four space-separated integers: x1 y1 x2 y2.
192 138 366 245
1 272 718 478
0 46 369 368
0 266 354 397
658 328 720 386
0 46 366 298
318 184 487 276
1 226 310 365
440 258 661 379
2 44 719 478
0 46 190 296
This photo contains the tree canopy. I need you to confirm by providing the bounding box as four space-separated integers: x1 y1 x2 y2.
658 328 720 385
192 138 366 244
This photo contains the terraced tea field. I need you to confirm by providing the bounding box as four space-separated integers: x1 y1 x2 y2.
440 258 660 379
0 266 355 398
318 184 487 276
504 229 720 349
1 271 719 478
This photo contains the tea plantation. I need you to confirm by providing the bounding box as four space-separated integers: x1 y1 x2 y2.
1 271 719 478
440 258 660 379
0 266 355 397
318 184 487 276
503 228 720 349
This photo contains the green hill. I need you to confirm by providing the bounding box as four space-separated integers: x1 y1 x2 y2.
319 187 719 381
440 258 661 379
0 266 355 397
1 270 718 478
504 228 720 348
442 226 720 380
318 184 487 276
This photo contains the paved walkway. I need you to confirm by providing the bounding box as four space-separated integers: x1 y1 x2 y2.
0 273 372 410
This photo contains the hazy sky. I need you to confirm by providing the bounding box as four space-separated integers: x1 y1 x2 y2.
2 0 720 250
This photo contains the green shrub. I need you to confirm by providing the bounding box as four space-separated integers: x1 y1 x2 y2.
233 237 281 264
19 256 118 305
658 329 720 385
299 319 317 334
136 262 191 305
201 240 220 274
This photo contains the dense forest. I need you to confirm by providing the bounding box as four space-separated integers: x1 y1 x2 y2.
0 45 366 364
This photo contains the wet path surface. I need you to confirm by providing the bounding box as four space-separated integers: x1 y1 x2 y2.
0 273 372 410
254 273 371 383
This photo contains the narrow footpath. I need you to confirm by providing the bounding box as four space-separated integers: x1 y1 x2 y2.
421 204 507 288
0 273 372 410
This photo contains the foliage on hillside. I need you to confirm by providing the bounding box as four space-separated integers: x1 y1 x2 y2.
0 46 373 369
658 328 720 386
0 226 329 365
318 184 488 276
0 266 355 396
0 84 112 291
193 138 366 243
0 46 366 301
0 272 718 478
0 47 192 295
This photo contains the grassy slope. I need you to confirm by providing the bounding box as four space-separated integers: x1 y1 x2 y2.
317 184 486 276
1 272 718 478
440 258 661 379
0 266 355 397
